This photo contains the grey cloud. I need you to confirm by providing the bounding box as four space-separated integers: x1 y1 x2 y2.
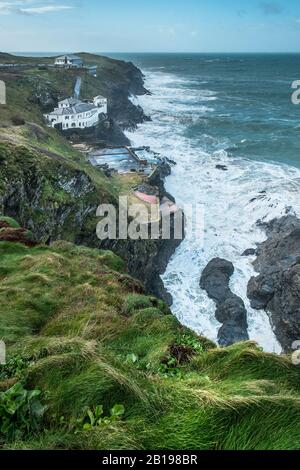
259 2 283 15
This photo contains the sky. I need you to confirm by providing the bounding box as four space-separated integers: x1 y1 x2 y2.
1 0 300 53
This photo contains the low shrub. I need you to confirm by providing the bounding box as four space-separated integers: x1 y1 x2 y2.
0 382 46 442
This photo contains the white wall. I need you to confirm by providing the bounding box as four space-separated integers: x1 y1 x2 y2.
45 96 107 130
45 105 107 130
93 96 108 114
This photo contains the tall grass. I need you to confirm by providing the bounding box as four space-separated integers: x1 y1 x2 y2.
1 239 300 450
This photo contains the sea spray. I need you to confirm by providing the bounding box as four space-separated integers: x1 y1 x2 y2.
126 63 300 353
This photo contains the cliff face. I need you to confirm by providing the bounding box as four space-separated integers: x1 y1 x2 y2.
247 215 300 352
0 143 181 302
0 143 116 243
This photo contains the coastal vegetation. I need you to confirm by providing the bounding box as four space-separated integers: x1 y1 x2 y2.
1 52 300 451
0 219 299 450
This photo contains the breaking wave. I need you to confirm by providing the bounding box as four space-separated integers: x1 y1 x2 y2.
126 70 300 353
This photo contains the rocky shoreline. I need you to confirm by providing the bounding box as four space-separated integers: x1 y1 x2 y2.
198 212 300 352
247 215 300 352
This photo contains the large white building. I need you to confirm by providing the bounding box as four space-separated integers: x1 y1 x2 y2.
54 55 83 68
44 96 108 130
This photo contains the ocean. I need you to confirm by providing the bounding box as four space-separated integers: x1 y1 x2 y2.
18 52 300 352
108 53 300 353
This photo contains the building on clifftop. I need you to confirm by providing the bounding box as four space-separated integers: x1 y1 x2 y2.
44 96 108 130
54 55 83 68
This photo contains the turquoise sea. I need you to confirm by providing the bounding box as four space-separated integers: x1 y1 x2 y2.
110 53 300 352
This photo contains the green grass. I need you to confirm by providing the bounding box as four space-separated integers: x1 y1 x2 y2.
0 216 20 228
0 236 299 450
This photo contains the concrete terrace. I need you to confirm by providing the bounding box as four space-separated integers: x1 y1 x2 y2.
89 147 159 175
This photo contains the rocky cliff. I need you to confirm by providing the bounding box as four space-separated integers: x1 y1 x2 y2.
0 142 181 303
247 215 300 352
200 258 249 346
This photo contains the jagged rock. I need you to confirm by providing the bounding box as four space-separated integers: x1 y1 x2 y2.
216 164 228 171
63 118 130 146
200 258 249 346
215 293 248 325
134 183 158 196
242 248 256 256
218 321 250 346
247 215 300 352
200 258 234 303
147 162 172 198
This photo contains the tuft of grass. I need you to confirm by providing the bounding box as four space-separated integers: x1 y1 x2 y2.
0 217 20 228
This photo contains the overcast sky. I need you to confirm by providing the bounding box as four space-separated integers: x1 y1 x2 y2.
1 0 300 53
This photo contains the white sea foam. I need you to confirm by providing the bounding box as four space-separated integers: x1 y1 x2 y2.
127 70 300 353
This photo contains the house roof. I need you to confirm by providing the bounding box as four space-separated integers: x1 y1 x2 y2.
73 103 97 113
59 98 81 107
47 102 98 117
94 95 107 101
55 54 83 62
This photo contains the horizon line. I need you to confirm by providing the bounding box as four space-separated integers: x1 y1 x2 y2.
7 51 300 55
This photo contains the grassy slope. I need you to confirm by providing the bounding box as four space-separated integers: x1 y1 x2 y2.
0 236 299 450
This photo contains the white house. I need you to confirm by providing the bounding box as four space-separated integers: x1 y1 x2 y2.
54 55 83 68
93 95 107 108
44 96 108 130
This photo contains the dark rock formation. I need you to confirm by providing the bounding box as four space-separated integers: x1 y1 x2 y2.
147 161 172 199
242 248 256 257
216 164 228 171
200 258 234 303
200 258 249 346
62 117 130 147
100 166 184 305
106 61 150 130
247 215 300 352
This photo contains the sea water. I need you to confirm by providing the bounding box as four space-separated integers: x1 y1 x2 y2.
110 53 300 353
